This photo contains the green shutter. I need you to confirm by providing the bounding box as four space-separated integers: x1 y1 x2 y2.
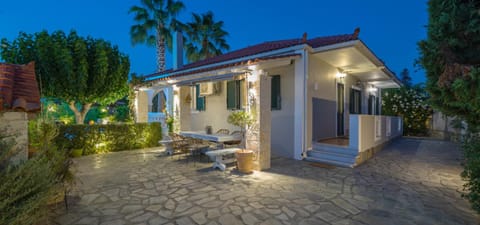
271 75 281 110
196 84 205 111
227 81 236 109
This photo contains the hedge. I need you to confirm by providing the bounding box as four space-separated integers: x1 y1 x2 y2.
55 122 162 156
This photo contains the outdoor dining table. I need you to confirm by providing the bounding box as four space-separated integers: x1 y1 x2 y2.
179 131 241 146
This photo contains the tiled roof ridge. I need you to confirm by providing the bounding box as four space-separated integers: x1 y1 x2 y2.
145 29 360 79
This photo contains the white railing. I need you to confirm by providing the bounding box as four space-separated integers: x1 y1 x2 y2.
349 115 402 152
148 112 166 123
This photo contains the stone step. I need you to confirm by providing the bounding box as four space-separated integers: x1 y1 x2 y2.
305 156 354 168
312 143 358 156
307 150 356 164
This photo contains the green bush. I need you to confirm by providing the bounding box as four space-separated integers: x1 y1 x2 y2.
1 115 71 225
382 86 432 136
462 135 480 213
55 122 162 156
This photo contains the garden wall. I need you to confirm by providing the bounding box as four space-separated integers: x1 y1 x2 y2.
0 112 28 163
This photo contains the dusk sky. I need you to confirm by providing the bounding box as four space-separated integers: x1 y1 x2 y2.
1 0 428 84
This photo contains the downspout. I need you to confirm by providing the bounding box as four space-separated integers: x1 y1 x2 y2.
302 46 309 159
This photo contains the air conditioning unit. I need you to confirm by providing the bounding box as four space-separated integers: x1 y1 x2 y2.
199 82 214 96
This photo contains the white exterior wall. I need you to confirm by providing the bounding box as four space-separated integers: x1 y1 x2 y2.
266 65 295 158
185 81 242 132
307 55 340 145
349 115 402 152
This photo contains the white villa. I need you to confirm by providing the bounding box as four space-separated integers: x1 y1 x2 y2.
134 28 403 169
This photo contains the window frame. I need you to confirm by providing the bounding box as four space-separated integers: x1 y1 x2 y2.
271 75 281 110
226 80 242 110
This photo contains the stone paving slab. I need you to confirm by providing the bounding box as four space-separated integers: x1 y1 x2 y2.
53 138 480 224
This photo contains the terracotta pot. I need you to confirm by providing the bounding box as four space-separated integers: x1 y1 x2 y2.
235 150 254 174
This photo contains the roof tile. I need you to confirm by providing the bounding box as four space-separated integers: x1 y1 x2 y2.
0 62 41 112
145 31 359 80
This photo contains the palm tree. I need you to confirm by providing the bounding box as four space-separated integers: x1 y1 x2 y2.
183 11 230 62
129 0 185 72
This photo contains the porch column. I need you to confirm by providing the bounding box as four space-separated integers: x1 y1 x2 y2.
164 86 174 115
293 50 308 160
135 90 149 123
247 71 272 170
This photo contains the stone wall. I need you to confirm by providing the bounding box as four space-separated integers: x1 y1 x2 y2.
0 112 28 163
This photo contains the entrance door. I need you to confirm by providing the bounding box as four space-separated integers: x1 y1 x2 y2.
337 83 344 136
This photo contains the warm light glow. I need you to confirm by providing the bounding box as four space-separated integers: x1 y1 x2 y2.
369 87 378 92
247 72 258 82
248 88 256 96
167 79 176 84
95 142 106 148
172 85 179 91
336 72 346 79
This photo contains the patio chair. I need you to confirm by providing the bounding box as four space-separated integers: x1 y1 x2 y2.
169 133 190 156
216 129 230 135
224 130 242 147
185 138 210 166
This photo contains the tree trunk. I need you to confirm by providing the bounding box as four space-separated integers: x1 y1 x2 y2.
202 38 209 59
68 102 92 125
156 27 166 72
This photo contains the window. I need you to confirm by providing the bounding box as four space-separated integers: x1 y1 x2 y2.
195 84 205 111
227 80 242 110
350 88 362 114
271 75 281 110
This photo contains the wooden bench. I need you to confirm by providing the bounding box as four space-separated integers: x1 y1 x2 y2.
205 148 241 171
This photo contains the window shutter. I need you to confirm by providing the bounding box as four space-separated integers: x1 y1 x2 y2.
227 81 236 109
271 75 281 110
196 84 205 111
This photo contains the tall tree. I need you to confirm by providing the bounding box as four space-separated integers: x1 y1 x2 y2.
418 0 480 213
129 0 185 72
418 0 480 128
399 68 412 87
0 31 130 124
183 11 230 62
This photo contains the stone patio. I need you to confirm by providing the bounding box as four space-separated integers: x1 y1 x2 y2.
54 138 479 225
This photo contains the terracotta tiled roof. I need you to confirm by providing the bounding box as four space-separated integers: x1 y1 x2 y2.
0 62 41 112
145 29 360 81
151 53 301 81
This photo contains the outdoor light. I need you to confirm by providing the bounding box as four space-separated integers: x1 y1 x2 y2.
336 72 346 79
369 86 378 93
336 70 347 84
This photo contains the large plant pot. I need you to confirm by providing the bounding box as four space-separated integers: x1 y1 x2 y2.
235 150 254 174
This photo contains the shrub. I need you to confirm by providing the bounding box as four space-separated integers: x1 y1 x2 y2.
462 135 480 213
55 122 162 155
382 86 432 136
1 115 71 225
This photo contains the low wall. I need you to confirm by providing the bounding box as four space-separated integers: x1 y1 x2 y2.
350 115 402 165
0 112 28 163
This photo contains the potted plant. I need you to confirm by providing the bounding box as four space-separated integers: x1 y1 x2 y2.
227 110 256 173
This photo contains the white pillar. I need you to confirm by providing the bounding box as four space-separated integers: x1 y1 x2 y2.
247 71 272 170
293 50 308 160
135 90 149 123
164 86 174 115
